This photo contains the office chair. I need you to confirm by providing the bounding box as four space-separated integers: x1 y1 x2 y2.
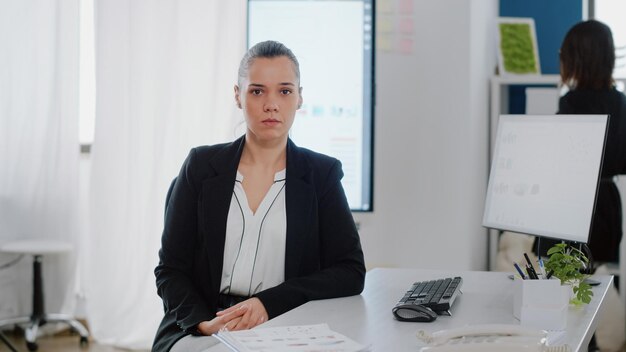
0 239 89 351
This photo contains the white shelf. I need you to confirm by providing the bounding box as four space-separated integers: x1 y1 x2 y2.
491 74 560 85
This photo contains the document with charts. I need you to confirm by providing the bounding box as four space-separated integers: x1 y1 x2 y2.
214 323 369 352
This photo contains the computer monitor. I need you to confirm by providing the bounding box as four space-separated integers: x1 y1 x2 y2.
483 114 609 243
247 0 375 212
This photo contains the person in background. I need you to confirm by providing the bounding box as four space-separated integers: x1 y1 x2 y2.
152 40 366 352
535 20 626 265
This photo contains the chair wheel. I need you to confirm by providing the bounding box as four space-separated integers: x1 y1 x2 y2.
80 336 89 348
26 341 38 351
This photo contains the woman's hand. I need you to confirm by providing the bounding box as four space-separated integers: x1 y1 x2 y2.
196 305 248 335
215 297 268 331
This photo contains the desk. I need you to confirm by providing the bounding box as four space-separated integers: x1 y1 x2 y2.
207 268 612 352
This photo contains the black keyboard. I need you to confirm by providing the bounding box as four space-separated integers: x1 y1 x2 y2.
395 277 463 313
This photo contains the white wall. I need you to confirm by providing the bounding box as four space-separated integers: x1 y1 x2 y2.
354 0 498 271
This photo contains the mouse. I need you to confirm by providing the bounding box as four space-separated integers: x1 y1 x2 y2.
392 304 438 322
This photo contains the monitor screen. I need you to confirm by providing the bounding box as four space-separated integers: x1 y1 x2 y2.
248 0 375 211
483 114 608 243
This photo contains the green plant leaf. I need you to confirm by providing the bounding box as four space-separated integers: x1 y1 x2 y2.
576 282 593 304
545 243 593 305
547 244 566 256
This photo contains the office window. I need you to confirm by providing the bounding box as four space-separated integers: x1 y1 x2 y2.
593 0 626 78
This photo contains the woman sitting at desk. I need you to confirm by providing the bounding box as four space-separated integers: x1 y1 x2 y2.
152 40 366 352
535 20 626 264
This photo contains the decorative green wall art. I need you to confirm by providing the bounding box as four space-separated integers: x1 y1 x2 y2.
496 18 541 75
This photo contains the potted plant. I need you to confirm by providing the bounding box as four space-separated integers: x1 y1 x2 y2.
545 243 593 305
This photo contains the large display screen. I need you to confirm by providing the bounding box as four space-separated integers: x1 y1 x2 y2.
248 0 375 211
483 115 608 243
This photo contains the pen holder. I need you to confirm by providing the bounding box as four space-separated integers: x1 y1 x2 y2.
513 277 569 330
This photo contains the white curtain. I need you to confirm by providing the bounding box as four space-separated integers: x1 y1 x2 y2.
86 0 246 348
0 0 80 320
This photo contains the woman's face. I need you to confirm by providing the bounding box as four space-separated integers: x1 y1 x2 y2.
235 56 302 144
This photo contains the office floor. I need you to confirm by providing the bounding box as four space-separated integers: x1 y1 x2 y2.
0 330 142 352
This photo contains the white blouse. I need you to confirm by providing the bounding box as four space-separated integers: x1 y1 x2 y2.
219 169 287 296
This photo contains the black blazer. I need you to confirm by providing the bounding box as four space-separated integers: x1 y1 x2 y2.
152 136 366 351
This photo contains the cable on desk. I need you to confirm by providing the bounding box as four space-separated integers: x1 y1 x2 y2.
0 254 24 271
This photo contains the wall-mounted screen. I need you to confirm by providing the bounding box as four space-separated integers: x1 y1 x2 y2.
248 0 375 211
483 114 608 243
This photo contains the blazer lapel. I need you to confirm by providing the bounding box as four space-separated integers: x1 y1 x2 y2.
285 139 315 280
201 137 315 286
202 136 245 293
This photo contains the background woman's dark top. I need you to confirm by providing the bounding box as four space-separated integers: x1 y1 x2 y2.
535 87 626 263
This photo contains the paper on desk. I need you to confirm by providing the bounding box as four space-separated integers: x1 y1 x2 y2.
214 323 369 352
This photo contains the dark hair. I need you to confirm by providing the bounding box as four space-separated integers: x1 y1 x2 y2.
560 20 615 90
237 40 300 85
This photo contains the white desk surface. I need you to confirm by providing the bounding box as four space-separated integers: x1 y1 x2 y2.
207 268 612 352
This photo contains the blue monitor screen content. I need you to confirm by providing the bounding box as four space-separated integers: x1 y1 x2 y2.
483 115 608 243
248 0 374 211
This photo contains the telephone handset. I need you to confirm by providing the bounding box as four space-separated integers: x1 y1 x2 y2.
416 324 570 352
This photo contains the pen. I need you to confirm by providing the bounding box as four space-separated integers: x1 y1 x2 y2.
513 262 527 280
524 252 536 271
546 270 554 279
526 265 538 280
538 257 547 279
523 253 539 279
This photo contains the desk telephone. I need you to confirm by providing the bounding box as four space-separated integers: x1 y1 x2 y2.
416 324 570 352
